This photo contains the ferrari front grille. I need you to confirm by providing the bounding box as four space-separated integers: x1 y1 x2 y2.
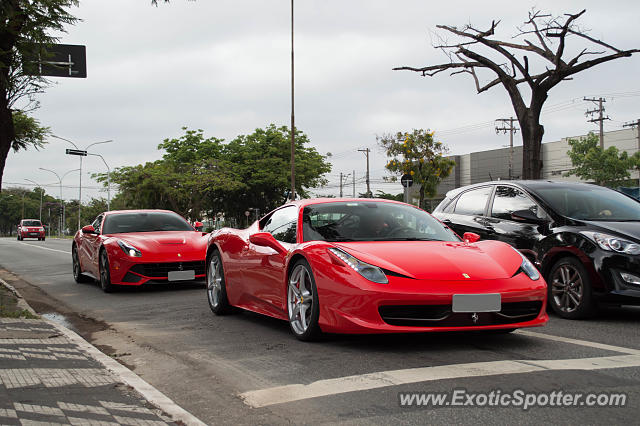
379 301 542 327
129 261 205 278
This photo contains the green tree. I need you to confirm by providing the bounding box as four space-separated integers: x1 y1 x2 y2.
378 129 455 209
374 190 403 201
12 110 49 151
565 133 640 187
1 0 79 190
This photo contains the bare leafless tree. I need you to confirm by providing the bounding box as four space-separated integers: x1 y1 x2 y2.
394 9 639 179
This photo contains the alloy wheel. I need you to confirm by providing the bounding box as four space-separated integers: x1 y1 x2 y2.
207 255 222 309
287 264 314 335
551 264 584 313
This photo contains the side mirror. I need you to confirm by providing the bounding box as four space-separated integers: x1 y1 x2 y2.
193 221 204 232
511 209 547 224
249 232 287 255
463 232 481 243
81 225 97 234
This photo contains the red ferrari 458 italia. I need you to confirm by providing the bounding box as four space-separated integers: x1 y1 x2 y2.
205 199 548 340
73 210 208 292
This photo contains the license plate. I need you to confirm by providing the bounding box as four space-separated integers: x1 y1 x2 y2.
167 270 195 281
29 233 39 236
452 293 501 313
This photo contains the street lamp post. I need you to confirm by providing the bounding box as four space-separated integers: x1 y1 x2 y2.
51 135 113 231
24 179 43 221
39 167 79 237
88 153 111 211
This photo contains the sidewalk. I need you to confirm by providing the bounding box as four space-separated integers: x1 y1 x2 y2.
0 280 205 426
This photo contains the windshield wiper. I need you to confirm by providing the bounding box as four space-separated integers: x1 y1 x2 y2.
328 237 359 242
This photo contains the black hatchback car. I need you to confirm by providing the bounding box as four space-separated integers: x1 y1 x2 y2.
432 181 640 319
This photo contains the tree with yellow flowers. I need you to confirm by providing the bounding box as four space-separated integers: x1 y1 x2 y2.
378 129 455 209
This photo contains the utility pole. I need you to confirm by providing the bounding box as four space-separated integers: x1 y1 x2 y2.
25 179 43 221
352 170 355 197
289 0 296 201
358 148 371 197
623 119 640 190
495 117 519 179
584 97 610 149
339 172 351 197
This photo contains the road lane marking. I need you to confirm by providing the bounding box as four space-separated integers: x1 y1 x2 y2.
516 329 640 355
240 331 640 408
14 241 71 255
240 354 640 408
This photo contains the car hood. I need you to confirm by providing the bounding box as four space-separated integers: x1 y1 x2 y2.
107 231 207 251
582 221 640 242
333 240 522 280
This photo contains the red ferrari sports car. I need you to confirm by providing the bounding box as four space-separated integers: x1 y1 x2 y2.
72 209 208 292
17 219 46 241
205 198 548 340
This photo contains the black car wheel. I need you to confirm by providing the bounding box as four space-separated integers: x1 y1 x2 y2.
548 257 596 319
72 245 90 283
99 249 115 293
206 250 233 315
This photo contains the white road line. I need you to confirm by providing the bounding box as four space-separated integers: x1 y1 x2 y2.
240 331 640 408
241 354 640 408
14 241 70 254
516 329 640 355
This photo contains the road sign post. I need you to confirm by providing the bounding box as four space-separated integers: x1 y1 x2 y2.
400 174 413 204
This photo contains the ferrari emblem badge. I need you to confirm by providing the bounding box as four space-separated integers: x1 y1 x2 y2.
471 313 479 323
462 273 470 279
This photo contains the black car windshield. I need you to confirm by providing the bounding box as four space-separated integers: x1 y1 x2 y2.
102 212 193 234
302 201 461 242
534 185 640 221
22 220 41 226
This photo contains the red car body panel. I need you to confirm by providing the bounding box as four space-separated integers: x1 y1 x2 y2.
208 198 549 334
74 210 208 286
18 219 45 239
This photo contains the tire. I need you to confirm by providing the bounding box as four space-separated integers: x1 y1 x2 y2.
99 249 115 293
42 237 45 241
206 250 233 315
72 245 91 283
548 257 596 319
287 259 322 341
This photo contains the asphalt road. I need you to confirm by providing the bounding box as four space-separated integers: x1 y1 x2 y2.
1 236 640 425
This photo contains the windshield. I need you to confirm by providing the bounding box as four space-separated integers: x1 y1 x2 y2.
102 212 193 234
534 185 640 221
22 220 42 227
302 201 460 242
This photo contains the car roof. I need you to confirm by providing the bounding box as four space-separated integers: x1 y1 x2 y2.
282 197 408 209
20 219 41 222
444 180 601 198
103 209 178 216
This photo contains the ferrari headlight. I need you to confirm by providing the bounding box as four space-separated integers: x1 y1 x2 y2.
117 240 142 257
328 248 388 284
510 247 540 281
582 232 640 255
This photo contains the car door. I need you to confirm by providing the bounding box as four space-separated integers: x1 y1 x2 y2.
439 186 494 240
80 214 104 276
243 206 298 316
485 185 549 263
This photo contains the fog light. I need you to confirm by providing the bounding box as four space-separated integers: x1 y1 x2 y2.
620 272 640 286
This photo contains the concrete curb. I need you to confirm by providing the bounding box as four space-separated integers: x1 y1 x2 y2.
0 277 207 426
0 276 38 316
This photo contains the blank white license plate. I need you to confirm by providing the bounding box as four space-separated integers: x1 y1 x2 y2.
167 270 195 281
452 293 501 313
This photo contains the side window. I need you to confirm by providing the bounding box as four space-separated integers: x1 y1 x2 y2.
92 215 103 234
262 207 298 243
453 187 492 216
491 186 546 220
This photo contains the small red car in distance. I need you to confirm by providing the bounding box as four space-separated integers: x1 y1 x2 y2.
17 219 46 241
72 209 207 292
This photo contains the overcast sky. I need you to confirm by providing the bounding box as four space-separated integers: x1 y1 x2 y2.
5 0 640 205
